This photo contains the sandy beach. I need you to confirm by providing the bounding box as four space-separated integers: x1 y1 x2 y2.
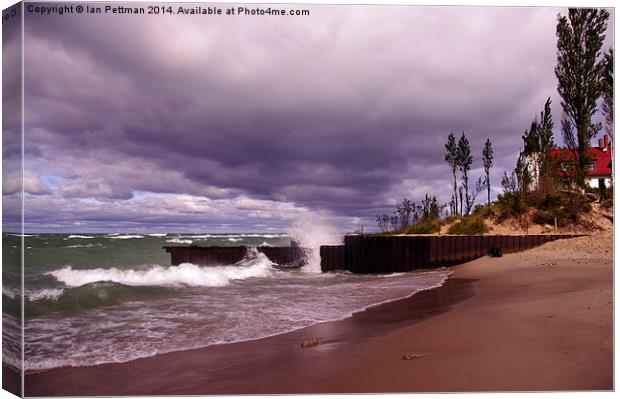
23 233 613 395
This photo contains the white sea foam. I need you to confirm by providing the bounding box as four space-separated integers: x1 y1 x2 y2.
107 235 145 240
147 233 168 237
228 237 242 242
2 314 22 371
48 252 274 288
24 268 453 372
65 243 104 249
2 287 20 299
67 235 94 239
179 233 288 239
3 287 65 301
166 238 193 244
26 288 65 301
287 212 343 273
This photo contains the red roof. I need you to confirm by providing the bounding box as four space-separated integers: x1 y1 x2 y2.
548 146 613 177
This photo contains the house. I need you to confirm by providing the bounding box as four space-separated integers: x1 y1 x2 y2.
547 134 613 190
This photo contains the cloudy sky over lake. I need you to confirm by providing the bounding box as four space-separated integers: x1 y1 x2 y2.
2 3 614 232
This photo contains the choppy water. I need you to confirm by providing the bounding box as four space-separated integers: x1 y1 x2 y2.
2 232 451 372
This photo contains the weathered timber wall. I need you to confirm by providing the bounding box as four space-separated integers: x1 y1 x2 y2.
320 245 346 272
321 234 581 273
164 235 581 273
164 245 307 267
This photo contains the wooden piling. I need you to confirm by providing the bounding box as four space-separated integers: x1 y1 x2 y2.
325 234 581 274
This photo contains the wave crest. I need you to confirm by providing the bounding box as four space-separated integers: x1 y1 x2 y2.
48 252 274 288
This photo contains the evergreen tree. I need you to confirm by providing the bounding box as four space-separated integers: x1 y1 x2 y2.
444 132 459 216
514 153 532 193
601 48 614 139
537 97 558 196
520 98 554 159
521 120 540 156
457 132 473 215
538 97 555 156
555 8 609 187
482 139 494 206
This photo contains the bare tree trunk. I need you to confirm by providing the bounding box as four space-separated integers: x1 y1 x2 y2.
452 168 457 216
462 172 469 215
487 171 491 206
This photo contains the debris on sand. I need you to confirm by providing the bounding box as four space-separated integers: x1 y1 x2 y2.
402 351 429 360
301 338 320 348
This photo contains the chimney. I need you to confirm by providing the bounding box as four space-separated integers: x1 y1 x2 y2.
599 138 604 149
604 134 609 148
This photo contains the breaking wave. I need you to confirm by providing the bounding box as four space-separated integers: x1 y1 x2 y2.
287 212 343 273
3 287 65 301
64 243 104 249
48 251 275 288
165 238 193 244
107 235 145 240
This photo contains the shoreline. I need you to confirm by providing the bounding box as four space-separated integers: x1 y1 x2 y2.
14 268 455 375
24 233 613 395
24 276 477 396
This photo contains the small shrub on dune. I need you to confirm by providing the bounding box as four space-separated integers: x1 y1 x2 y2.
443 215 459 225
495 192 528 221
407 218 441 234
447 215 488 235
532 208 567 226
472 204 495 218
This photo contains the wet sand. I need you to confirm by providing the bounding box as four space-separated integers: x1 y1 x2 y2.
24 234 613 395
2 363 20 397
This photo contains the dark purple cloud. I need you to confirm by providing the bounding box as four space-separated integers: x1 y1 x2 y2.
2 3 614 232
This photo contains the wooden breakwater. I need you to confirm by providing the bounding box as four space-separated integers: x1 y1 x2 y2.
320 234 581 273
164 244 307 267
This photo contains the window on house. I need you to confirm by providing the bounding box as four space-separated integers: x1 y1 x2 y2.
560 160 575 172
589 161 596 171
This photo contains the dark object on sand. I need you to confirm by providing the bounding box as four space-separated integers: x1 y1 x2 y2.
489 246 503 257
402 351 429 360
301 338 320 348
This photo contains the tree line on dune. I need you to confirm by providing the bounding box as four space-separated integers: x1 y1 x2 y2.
376 8 613 235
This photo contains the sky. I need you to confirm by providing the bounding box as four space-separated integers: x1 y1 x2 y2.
1 3 615 233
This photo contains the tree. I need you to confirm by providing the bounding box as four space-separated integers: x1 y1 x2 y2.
601 48 614 139
376 214 389 233
501 171 517 194
389 215 399 232
537 97 559 197
522 120 540 156
444 132 459 216
518 98 556 191
457 132 473 215
482 139 494 206
417 194 443 221
464 176 485 214
396 198 414 229
514 153 532 194
538 97 555 156
555 8 610 187
520 98 554 158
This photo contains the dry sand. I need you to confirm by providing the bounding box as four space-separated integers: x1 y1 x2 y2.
318 232 613 393
23 233 613 395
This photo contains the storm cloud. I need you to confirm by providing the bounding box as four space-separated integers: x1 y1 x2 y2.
3 3 614 232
